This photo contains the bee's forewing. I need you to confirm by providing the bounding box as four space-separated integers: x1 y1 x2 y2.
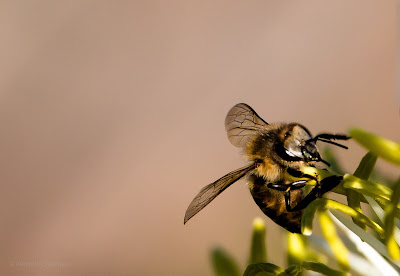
184 164 256 224
225 103 269 148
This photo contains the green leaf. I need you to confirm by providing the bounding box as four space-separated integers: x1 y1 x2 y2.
318 211 349 270
330 210 400 275
330 210 390 259
287 233 306 267
375 198 400 221
301 198 383 236
322 148 345 175
280 265 303 276
349 128 400 166
210 247 241 276
243 263 284 276
384 178 400 260
346 152 377 230
342 174 392 202
364 196 385 226
301 198 321 236
301 261 350 276
353 152 378 179
249 218 267 265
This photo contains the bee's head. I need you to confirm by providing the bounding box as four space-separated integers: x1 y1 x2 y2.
278 124 349 166
278 124 329 166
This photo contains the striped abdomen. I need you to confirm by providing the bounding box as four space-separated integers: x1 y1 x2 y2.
248 173 304 233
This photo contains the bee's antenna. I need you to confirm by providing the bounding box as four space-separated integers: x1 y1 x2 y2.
319 158 331 167
311 133 350 150
317 139 348 149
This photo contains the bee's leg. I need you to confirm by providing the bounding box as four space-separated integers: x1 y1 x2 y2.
285 189 316 212
267 181 288 191
317 175 343 196
267 180 308 191
285 175 343 212
286 168 318 182
284 180 308 212
268 180 308 212
288 180 308 190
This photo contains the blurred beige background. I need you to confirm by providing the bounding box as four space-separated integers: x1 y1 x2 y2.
0 1 399 275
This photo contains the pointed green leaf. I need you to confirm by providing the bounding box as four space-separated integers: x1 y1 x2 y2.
364 196 385 222
280 265 303 276
287 233 306 267
342 174 392 201
330 210 390 259
301 261 350 276
346 152 377 230
244 263 284 276
353 152 378 179
349 128 400 166
210 248 241 276
322 148 345 175
329 210 400 275
384 178 400 260
249 218 267 265
301 198 383 236
318 211 349 270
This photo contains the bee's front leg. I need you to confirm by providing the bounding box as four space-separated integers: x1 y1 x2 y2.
317 175 343 196
267 180 306 191
268 180 308 212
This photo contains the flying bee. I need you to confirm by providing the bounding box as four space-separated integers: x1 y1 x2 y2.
184 103 350 233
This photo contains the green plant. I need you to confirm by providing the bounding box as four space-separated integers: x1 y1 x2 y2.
210 128 400 275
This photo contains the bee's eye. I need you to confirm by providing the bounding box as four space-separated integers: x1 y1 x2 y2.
285 131 291 138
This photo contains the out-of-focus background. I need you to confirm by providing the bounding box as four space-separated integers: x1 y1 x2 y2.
0 1 399 275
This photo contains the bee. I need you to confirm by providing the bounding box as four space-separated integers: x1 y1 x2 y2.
184 103 350 233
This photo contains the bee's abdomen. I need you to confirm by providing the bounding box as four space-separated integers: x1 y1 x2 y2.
248 174 304 233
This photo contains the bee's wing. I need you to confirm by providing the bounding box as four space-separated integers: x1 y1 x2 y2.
225 103 269 148
184 163 256 224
